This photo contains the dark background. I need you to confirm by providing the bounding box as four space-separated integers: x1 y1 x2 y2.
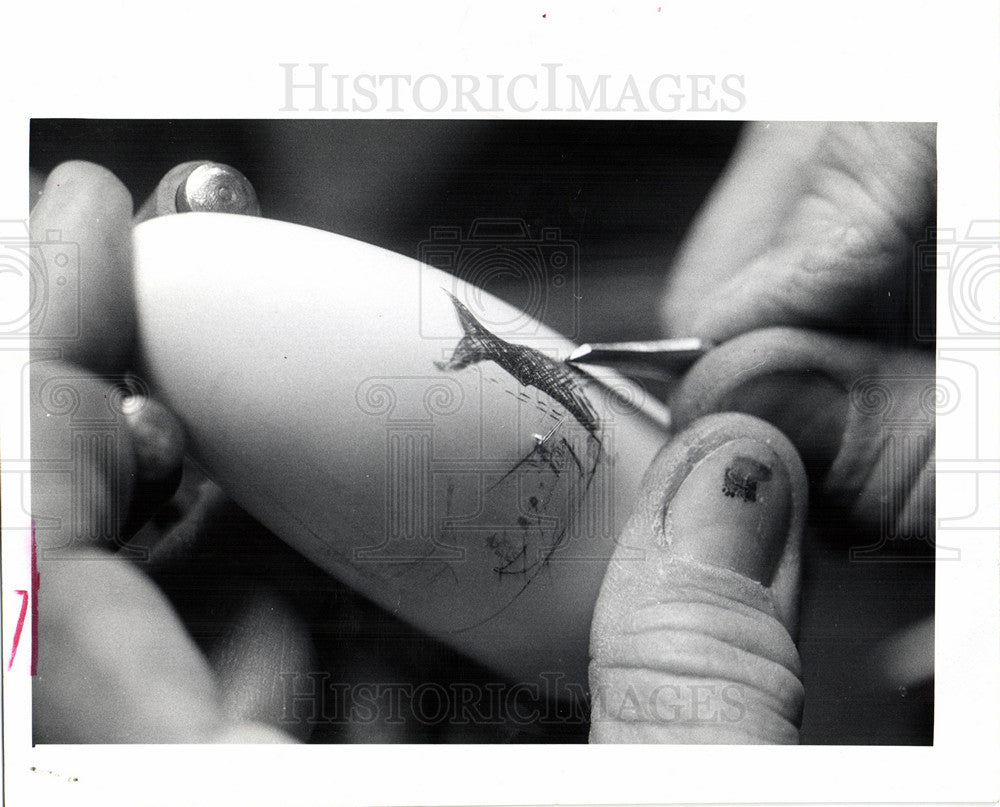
31 120 934 743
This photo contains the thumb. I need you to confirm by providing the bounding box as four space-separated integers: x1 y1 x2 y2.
589 414 807 743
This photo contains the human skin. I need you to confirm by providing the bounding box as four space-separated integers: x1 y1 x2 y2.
28 121 935 743
587 123 935 742
30 162 298 743
662 122 936 542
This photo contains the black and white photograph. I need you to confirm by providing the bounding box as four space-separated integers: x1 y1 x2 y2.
25 119 936 747
1 3 998 806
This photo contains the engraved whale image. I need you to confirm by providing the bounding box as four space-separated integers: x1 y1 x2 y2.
437 292 600 437
434 292 607 626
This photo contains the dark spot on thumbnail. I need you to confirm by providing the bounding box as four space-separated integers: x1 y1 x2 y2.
722 456 772 502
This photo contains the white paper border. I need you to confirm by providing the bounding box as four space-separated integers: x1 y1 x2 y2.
2 2 998 805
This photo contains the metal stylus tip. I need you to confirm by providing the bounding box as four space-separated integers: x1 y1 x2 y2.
566 338 713 377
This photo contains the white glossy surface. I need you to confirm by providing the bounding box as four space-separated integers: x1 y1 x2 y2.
133 213 671 685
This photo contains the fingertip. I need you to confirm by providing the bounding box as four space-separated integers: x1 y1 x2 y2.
658 123 828 340
640 413 807 631
122 395 186 482
30 161 136 371
206 588 318 743
209 721 300 744
665 423 794 587
40 160 134 211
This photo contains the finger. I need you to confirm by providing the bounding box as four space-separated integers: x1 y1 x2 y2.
206 587 318 742
33 549 227 743
120 393 187 538
671 328 935 537
125 160 257 550
659 123 828 322
122 393 186 482
209 721 300 743
133 161 261 223
589 414 806 743
876 615 934 691
661 122 935 343
30 161 135 371
31 356 191 551
124 466 230 570
130 492 328 741
31 358 136 553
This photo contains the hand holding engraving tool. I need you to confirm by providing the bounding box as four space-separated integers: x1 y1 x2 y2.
658 123 937 561
33 120 936 739
579 123 937 743
644 122 937 741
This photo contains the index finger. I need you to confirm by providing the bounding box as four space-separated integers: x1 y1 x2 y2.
660 122 936 344
30 161 135 372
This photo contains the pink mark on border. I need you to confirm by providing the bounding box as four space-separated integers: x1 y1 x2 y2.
31 520 39 674
9 521 39 674
7 591 28 672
